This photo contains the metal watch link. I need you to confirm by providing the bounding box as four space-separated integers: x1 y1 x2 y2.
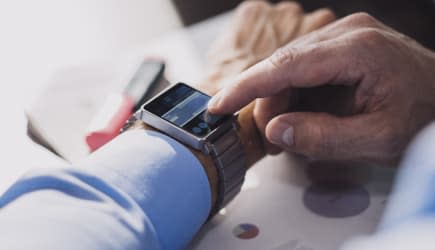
205 125 247 214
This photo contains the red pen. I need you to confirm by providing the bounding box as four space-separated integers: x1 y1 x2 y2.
85 59 165 152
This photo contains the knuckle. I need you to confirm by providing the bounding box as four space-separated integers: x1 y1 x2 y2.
315 120 337 158
349 12 377 24
345 28 386 72
268 46 297 70
340 12 379 28
358 27 383 40
354 27 386 46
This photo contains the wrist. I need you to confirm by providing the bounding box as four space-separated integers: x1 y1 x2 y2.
126 101 266 211
127 120 219 210
85 129 210 249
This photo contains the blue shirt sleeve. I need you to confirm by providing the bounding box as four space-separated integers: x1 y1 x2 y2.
379 122 435 230
0 130 211 250
341 122 435 249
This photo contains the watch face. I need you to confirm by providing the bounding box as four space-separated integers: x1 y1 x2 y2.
144 83 231 137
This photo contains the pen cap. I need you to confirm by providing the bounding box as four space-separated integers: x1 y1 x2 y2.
85 93 134 152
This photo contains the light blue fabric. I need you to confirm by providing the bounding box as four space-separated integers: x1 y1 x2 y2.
0 130 211 250
380 122 435 230
4 122 435 250
341 122 435 249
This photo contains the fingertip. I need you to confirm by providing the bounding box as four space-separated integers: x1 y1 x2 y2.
207 85 250 114
265 117 294 147
207 94 222 113
207 90 236 114
264 117 277 143
208 60 283 114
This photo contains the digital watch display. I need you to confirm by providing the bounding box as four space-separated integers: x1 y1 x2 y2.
144 82 230 138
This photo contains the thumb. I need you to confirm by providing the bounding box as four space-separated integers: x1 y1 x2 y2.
265 112 379 161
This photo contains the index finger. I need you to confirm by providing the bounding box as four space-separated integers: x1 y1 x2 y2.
207 37 356 114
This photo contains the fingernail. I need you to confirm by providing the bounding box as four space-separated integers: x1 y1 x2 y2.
269 122 294 147
282 127 294 146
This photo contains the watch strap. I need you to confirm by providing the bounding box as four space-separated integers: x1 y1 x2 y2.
207 126 247 215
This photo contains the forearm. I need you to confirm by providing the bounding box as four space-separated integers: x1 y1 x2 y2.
0 167 161 250
0 130 212 250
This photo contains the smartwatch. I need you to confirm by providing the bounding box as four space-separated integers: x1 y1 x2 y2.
123 82 247 215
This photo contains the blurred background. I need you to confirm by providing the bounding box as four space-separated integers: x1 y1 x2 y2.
1 0 435 106
0 0 434 108
175 0 435 52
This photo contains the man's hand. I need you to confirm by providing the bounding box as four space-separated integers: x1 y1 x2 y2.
200 0 336 156
208 13 435 166
201 0 335 95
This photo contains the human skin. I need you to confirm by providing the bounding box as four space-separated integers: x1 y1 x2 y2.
131 0 336 209
202 0 335 155
204 0 336 93
208 12 435 167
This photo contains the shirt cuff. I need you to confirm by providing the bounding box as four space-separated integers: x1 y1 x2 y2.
78 129 211 249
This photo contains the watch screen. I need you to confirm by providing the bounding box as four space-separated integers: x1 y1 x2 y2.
144 83 231 137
